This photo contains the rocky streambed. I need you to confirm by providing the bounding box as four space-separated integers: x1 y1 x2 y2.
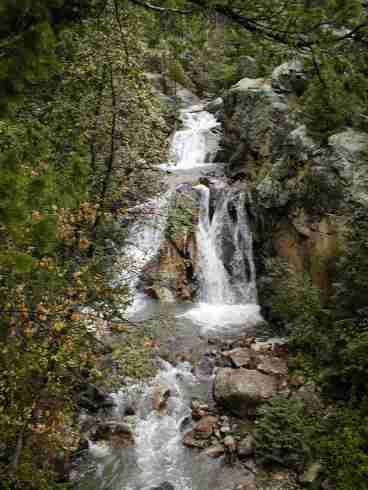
76 326 325 490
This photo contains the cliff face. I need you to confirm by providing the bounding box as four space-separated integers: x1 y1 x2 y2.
214 67 368 296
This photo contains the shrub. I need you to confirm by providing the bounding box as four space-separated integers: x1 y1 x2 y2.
255 395 317 470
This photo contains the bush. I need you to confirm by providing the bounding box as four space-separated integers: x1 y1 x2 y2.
317 408 368 490
255 395 317 470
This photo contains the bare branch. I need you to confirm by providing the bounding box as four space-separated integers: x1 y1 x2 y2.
129 0 193 14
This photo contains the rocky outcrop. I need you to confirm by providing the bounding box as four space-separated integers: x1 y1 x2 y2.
141 184 200 300
271 60 308 95
219 68 368 295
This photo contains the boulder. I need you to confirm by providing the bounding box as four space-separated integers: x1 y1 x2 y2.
155 286 175 303
256 356 288 376
214 368 278 416
271 60 308 95
183 430 208 449
191 400 210 419
237 434 256 458
152 384 171 413
205 97 224 114
193 415 218 439
93 422 134 448
204 444 225 458
223 347 254 368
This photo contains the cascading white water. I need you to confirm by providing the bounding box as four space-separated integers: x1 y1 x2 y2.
114 191 173 317
160 108 220 172
80 98 263 490
182 181 262 331
195 184 234 304
81 362 222 490
195 184 258 305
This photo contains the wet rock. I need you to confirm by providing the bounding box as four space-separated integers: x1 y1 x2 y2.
191 400 210 419
224 435 236 451
155 286 175 303
299 462 323 486
224 435 237 465
256 356 288 376
193 415 218 438
223 348 254 368
93 422 134 447
150 482 175 490
124 404 136 416
204 444 225 458
124 415 139 432
214 368 278 416
183 430 208 449
220 424 231 434
237 434 256 458
179 415 192 433
250 342 271 354
152 384 171 413
205 97 224 114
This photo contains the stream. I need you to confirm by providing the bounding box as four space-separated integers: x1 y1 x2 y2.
78 90 264 490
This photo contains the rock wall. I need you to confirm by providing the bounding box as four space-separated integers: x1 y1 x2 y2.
214 67 368 296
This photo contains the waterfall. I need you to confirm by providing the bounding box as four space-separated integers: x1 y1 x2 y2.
79 96 263 490
195 185 257 305
195 184 234 304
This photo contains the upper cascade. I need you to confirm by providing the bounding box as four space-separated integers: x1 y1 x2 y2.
162 106 220 171
115 93 262 332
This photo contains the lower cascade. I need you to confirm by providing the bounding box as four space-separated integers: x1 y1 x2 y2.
79 94 264 489
182 183 261 332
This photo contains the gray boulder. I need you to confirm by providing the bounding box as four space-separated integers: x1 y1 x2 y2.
205 97 224 114
214 368 278 416
271 60 308 95
237 434 256 458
